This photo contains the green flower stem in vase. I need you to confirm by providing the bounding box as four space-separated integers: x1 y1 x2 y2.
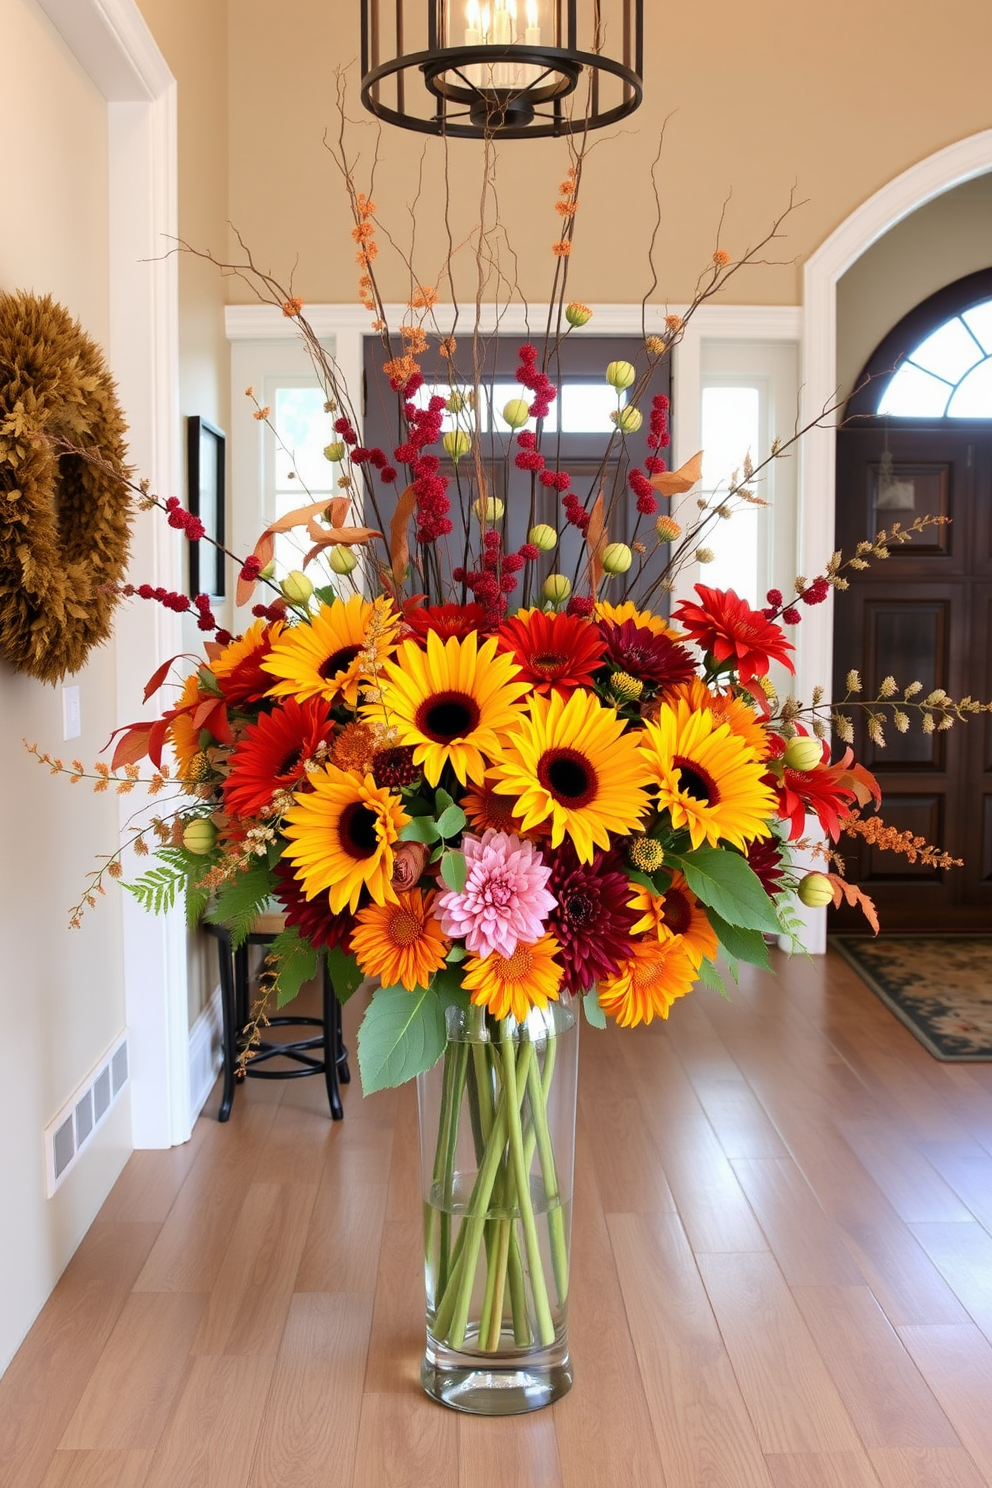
418 995 578 1414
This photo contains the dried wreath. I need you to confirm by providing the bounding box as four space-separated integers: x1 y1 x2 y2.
0 291 131 683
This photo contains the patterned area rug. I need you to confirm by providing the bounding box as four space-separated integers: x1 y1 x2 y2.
832 936 992 1060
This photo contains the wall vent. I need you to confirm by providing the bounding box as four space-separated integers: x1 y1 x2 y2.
44 1034 129 1197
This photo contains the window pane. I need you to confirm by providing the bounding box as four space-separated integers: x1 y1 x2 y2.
909 317 984 383
700 385 761 605
961 300 992 354
878 363 951 417
560 382 626 433
947 357 992 418
275 386 335 492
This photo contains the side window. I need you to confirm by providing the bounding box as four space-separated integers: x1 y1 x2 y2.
266 380 337 574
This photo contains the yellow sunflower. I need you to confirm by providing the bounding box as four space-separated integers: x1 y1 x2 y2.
365 629 530 787
638 699 776 851
628 870 718 968
598 938 697 1027
167 672 204 779
262 595 399 709
281 764 408 913
490 689 649 863
667 675 771 759
461 932 563 1024
594 599 682 641
350 888 449 991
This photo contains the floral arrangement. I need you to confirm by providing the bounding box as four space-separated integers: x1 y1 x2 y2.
28 111 989 1390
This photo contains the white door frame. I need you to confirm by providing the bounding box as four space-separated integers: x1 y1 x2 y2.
38 0 190 1147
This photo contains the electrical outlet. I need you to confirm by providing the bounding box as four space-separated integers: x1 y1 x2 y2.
62 685 81 741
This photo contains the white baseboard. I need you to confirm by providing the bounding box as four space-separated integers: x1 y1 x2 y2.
188 982 223 1125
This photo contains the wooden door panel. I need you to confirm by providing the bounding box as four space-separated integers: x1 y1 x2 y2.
833 426 991 932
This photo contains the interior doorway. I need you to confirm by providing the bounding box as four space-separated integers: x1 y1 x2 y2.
832 273 992 931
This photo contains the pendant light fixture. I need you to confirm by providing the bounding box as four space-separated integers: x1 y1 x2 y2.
360 0 643 139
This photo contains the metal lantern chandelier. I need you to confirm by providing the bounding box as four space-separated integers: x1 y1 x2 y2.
360 0 644 139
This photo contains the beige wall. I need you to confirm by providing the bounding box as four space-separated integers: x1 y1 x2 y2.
138 0 232 1024
223 0 992 310
0 0 131 1375
837 173 992 402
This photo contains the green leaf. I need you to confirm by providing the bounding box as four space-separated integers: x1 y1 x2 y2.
436 803 467 839
123 864 184 916
265 927 319 1009
697 958 729 999
434 788 454 815
313 584 337 606
706 910 772 970
627 868 665 895
205 862 276 948
124 845 212 922
445 944 467 963
357 984 447 1094
197 666 223 697
667 846 781 934
325 942 366 1004
430 963 468 1005
399 816 441 844
429 844 445 862
583 990 607 1029
440 849 467 893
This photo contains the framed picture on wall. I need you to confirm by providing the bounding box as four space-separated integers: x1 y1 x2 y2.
186 416 226 598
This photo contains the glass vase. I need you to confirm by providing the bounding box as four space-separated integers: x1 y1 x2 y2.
417 994 578 1415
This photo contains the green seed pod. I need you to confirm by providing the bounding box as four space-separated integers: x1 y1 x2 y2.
501 398 531 429
606 360 636 390
528 523 558 552
601 542 633 574
329 546 359 575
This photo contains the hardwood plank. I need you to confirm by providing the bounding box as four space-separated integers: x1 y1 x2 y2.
909 1221 992 1340
384 1081 422 1223
191 1182 317 1356
249 1096 340 1188
916 1140 992 1231
576 1094 676 1214
836 1120 973 1223
791 1285 961 1449
248 1293 372 1487
730 1158 865 1287
647 1115 770 1254
59 1292 206 1449
361 1219 425 1396
607 1213 776 1488
897 1324 992 1481
351 1393 458 1488
553 1135 672 1488
139 1354 276 1488
133 1103 281 1293
294 1124 392 1294
0 1223 160 1488
869 1445 990 1488
696 1253 862 1454
98 1128 207 1224
459 1412 563 1488
36 1451 153 1488
763 1450 882 1488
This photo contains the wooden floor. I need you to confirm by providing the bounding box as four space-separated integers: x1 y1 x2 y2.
4 948 992 1488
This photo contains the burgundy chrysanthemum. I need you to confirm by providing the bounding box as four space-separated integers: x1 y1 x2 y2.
546 845 640 995
372 745 420 789
743 835 786 898
273 859 353 953
596 619 697 692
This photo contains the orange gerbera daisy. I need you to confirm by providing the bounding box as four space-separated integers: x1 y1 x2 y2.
597 938 697 1027
627 870 718 969
350 888 449 991
222 696 334 819
672 584 794 688
461 932 563 1024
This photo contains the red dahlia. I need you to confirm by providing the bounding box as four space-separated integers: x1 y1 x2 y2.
497 608 607 697
743 835 786 898
273 859 353 953
596 619 697 692
672 584 795 687
546 844 640 996
222 697 334 819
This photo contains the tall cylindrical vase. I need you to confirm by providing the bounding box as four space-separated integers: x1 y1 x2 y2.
417 993 578 1414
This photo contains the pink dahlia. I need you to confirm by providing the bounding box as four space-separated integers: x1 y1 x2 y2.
436 830 557 959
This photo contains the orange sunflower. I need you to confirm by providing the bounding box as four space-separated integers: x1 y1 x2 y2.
350 888 449 991
627 870 718 968
461 931 564 1024
462 775 526 835
281 764 408 913
597 938 698 1027
210 618 285 704
667 675 772 760
262 595 399 709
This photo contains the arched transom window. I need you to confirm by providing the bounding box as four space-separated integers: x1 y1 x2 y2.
879 298 992 417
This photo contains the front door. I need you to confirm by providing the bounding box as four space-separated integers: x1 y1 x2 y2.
832 424 992 931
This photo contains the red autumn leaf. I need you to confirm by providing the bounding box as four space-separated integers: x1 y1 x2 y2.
109 723 156 771
650 450 704 497
142 654 198 704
